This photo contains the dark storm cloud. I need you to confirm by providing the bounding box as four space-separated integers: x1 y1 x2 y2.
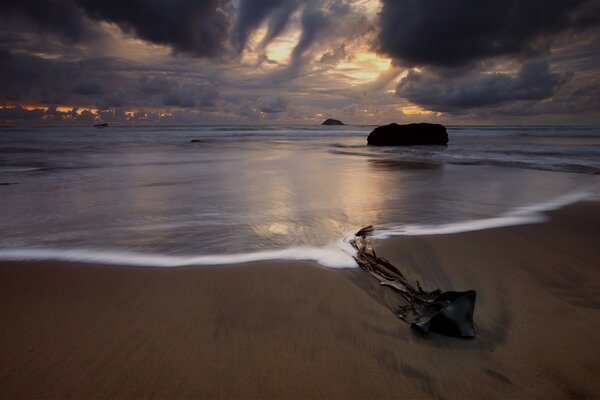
0 49 78 103
292 6 330 61
0 47 145 107
0 1 96 42
266 4 333 83
396 60 569 112
378 0 592 68
76 0 232 57
0 0 233 58
257 1 301 50
0 41 221 113
232 0 300 53
78 0 230 57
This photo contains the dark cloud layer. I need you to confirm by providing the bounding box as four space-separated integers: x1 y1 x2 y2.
0 0 233 57
0 1 96 42
161 82 220 109
0 106 45 121
378 0 591 68
396 61 568 112
77 0 232 57
232 0 300 53
0 0 599 124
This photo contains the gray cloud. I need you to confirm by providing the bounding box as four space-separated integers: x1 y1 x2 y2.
161 83 220 109
77 0 233 57
232 0 300 53
396 60 569 112
257 1 301 50
72 80 103 96
378 0 592 68
139 76 172 96
100 88 127 109
0 1 98 42
0 0 598 125
265 4 333 84
256 95 288 113
0 106 45 121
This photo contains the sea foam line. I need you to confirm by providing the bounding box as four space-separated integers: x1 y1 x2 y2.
0 239 359 269
371 189 595 239
0 189 595 269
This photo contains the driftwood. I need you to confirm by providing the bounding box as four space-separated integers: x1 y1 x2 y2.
350 226 476 338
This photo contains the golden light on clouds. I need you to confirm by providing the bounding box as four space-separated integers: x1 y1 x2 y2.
265 31 301 64
99 21 171 62
240 24 301 67
398 105 442 117
0 104 99 114
335 51 392 84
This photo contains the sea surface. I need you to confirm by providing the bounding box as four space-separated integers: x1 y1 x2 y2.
0 125 599 267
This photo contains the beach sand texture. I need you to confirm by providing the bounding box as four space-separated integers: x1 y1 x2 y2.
1 201 599 399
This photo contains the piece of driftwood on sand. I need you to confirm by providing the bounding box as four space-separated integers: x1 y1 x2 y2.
350 226 477 338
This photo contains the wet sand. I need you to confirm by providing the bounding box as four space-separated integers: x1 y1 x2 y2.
1 201 599 399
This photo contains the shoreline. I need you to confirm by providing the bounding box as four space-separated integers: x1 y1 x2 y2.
1 200 599 398
0 192 596 270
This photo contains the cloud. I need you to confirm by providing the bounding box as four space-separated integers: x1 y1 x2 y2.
256 95 288 113
265 4 334 83
0 106 46 121
139 76 172 96
99 88 127 109
0 1 98 42
77 0 233 57
378 0 590 68
161 83 220 109
72 80 103 95
232 0 300 53
257 2 301 50
396 60 569 112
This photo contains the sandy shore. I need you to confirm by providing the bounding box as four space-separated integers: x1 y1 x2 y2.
1 201 599 399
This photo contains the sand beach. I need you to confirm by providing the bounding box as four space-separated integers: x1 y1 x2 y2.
1 200 598 399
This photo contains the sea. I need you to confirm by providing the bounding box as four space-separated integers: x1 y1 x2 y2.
0 125 599 268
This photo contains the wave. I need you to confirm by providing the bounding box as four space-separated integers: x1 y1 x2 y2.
0 166 46 173
0 239 359 269
0 190 595 269
372 189 595 238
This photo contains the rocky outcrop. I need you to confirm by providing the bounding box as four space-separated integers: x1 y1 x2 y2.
367 123 448 146
321 119 344 125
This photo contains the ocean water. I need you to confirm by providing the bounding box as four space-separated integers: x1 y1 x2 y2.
0 125 599 268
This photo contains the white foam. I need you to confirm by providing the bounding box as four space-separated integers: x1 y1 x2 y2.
0 190 594 269
372 189 594 239
0 167 43 173
0 238 359 269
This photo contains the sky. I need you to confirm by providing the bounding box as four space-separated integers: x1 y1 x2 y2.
0 0 599 125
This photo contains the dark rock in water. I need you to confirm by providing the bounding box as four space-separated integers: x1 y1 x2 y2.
190 139 206 143
93 122 108 128
0 182 18 186
367 123 448 145
322 119 344 125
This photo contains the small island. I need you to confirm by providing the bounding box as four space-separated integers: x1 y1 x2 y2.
321 118 344 125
